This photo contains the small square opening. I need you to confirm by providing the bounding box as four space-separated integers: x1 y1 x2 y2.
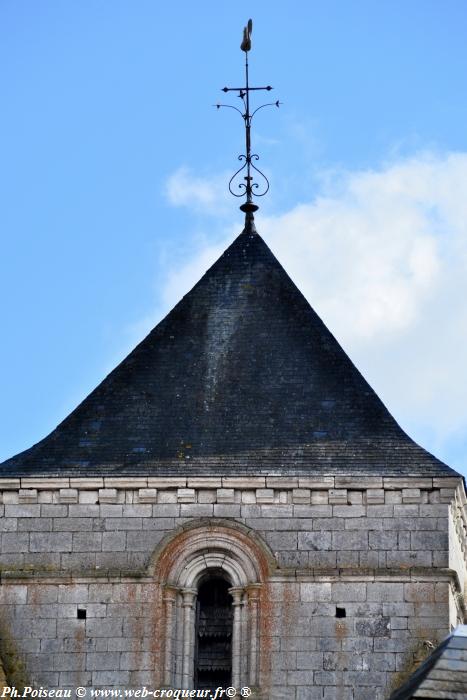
77 609 87 620
335 607 346 618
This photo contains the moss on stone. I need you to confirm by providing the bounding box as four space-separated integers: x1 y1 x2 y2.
0 619 29 691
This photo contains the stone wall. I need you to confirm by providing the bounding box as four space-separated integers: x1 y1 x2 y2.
1 475 466 700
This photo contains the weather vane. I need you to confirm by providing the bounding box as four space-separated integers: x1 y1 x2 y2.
216 19 280 219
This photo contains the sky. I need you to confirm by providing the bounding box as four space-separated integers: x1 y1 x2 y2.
1 1 467 477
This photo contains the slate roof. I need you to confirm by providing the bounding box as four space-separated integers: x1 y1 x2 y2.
0 217 457 477
390 625 467 699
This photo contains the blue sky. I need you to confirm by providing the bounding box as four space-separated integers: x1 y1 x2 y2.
1 1 467 476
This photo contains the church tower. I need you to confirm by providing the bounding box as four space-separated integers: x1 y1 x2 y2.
1 20 466 700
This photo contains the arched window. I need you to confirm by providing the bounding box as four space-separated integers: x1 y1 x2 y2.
151 522 272 691
194 574 232 690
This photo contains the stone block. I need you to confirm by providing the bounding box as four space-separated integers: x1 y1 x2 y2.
72 532 102 551
366 505 394 517
213 504 241 517
420 504 449 517
404 582 435 602
256 488 274 504
122 505 152 518
70 478 104 489
22 478 69 490
86 618 123 638
147 477 186 488
2 491 19 504
331 582 366 602
58 489 78 504
98 488 118 504
0 585 28 604
5 504 40 518
92 671 130 685
267 477 299 488
300 583 332 602
86 652 122 671
180 504 213 517
142 518 175 530
241 491 256 504
53 517 92 531
262 505 294 518
177 488 196 503
411 531 448 550
440 488 456 502
0 478 21 489
348 491 363 505
332 530 368 550
18 517 52 532
402 488 421 503
187 478 222 488
68 505 100 517
337 551 359 567
298 531 332 551
385 491 402 504
222 477 265 488
152 504 179 517
18 489 38 504
329 489 347 505
311 491 329 505
294 505 332 518
433 477 462 488
332 505 366 518
335 477 382 489
30 532 72 552
104 518 142 530
157 490 177 504
41 505 68 517
299 477 334 489
366 489 385 505
79 490 99 504
313 517 345 531
297 688 324 700
384 478 432 489
216 488 235 504
126 530 165 551
99 504 123 517
367 583 404 602
292 489 311 504
369 531 398 550
296 652 324 670
387 550 432 567
0 517 18 532
196 487 216 504
265 531 298 551
102 532 126 551
137 489 158 503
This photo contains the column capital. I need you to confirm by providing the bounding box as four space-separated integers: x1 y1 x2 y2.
228 586 245 605
180 587 197 607
162 585 178 603
246 583 262 600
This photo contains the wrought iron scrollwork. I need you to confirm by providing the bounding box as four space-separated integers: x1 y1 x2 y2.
216 19 280 213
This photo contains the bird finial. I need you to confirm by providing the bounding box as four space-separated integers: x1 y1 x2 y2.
240 18 253 52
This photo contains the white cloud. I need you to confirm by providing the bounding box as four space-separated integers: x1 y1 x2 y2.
159 152 467 473
164 166 230 215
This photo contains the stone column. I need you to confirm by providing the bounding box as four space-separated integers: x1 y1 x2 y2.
163 586 178 687
181 588 197 689
229 586 244 688
240 589 248 685
247 584 262 687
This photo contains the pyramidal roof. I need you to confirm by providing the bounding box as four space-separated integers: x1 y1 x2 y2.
0 218 456 477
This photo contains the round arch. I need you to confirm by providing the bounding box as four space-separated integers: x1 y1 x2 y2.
152 520 274 690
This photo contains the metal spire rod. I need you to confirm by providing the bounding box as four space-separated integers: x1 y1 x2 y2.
216 19 280 218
